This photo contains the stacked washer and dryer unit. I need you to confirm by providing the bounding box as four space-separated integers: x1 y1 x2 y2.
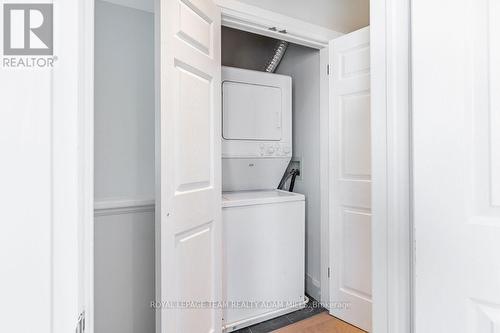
221 66 307 331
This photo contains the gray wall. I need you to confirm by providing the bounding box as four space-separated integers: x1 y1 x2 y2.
94 0 155 201
276 45 321 301
222 27 278 71
94 211 155 333
222 28 322 300
94 1 155 333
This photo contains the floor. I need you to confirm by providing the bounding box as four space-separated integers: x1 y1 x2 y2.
273 312 365 333
233 297 363 333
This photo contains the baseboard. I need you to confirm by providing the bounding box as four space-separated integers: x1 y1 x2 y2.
306 273 321 302
94 198 155 217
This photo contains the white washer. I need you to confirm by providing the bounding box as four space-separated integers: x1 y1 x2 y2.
222 190 306 332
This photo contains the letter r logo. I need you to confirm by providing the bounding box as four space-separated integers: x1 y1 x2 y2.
3 4 53 55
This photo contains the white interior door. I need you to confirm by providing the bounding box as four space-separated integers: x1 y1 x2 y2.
413 0 500 331
329 26 371 332
157 0 222 332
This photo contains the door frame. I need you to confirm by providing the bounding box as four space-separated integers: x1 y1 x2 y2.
80 0 95 332
371 0 412 332
76 0 413 332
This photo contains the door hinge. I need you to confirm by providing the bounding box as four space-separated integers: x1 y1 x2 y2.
75 311 86 333
327 64 331 75
328 267 331 278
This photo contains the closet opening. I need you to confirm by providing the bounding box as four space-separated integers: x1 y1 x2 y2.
220 26 325 332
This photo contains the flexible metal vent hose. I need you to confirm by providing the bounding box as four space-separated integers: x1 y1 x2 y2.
264 40 288 73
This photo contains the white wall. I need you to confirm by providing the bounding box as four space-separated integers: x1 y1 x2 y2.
94 1 155 333
276 45 322 301
235 0 369 33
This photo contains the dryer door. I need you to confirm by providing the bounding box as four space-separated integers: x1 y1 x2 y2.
223 80 282 141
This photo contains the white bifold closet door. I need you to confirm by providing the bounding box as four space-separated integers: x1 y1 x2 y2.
329 26 371 332
157 0 222 332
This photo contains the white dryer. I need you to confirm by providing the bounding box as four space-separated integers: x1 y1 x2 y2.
222 66 292 191
221 67 306 332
